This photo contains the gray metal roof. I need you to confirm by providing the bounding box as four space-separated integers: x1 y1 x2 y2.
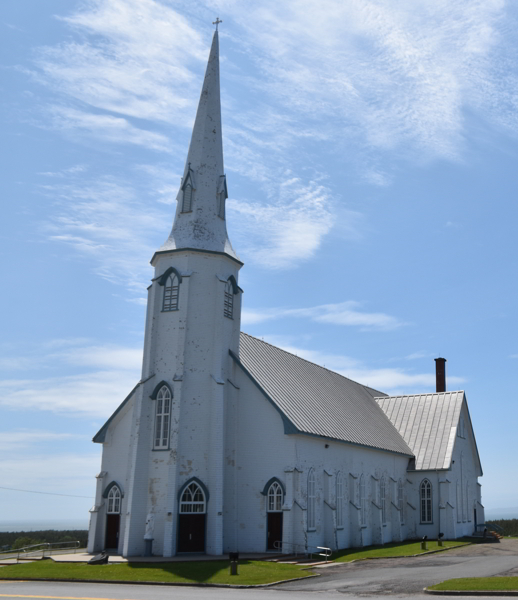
236 333 413 456
375 391 465 470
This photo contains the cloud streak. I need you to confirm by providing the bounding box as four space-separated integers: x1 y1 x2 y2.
242 300 403 330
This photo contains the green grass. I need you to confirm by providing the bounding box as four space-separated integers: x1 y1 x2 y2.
0 559 311 586
429 577 518 591
333 540 470 562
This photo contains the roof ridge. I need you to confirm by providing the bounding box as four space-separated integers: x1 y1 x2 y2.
240 331 387 396
375 390 465 400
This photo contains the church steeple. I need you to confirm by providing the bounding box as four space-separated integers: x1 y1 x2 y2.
155 30 240 263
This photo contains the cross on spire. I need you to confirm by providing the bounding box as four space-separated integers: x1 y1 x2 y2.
213 17 222 30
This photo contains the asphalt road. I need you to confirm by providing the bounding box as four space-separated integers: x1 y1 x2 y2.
0 540 516 599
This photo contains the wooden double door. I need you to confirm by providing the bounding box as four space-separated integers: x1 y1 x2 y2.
178 514 206 553
267 512 283 550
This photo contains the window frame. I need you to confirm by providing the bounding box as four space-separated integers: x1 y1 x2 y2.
107 485 121 514
336 472 344 529
267 482 283 512
224 279 234 319
179 482 206 514
420 479 433 524
153 385 172 450
162 273 180 312
307 468 316 531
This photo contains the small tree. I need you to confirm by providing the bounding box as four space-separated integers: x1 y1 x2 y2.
12 537 42 550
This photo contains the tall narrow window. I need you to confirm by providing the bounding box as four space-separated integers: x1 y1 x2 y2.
218 190 226 219
420 479 433 523
398 479 404 524
268 482 283 512
336 472 344 528
456 480 462 523
182 183 193 212
224 279 234 319
107 485 121 514
380 477 387 525
163 273 179 311
307 469 316 530
179 482 206 513
154 385 171 449
360 474 367 526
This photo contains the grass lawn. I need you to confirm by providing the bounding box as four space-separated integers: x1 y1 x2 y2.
333 540 470 562
0 559 311 586
429 577 518 591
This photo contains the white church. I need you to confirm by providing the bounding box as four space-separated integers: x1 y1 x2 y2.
87 28 484 557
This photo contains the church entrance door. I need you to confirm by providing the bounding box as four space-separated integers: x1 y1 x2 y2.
178 481 207 553
267 512 283 550
178 514 206 552
105 514 120 549
266 481 284 551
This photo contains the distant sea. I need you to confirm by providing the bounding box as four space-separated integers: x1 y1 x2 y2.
0 520 89 532
484 508 518 520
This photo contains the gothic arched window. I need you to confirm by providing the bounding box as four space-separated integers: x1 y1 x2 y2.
182 183 193 212
307 468 316 530
380 476 387 525
420 479 433 523
154 385 171 449
107 485 121 514
224 279 234 319
267 481 283 512
336 472 344 528
163 273 179 312
179 481 206 514
360 474 367 526
398 479 404 524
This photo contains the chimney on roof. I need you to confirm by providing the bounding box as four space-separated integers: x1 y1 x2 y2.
434 357 447 393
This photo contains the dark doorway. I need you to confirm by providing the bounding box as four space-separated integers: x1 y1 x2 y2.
267 512 283 550
105 514 120 549
178 514 206 552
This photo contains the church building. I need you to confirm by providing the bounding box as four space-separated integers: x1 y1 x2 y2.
87 28 484 557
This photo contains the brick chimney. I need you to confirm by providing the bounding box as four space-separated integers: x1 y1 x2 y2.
434 357 447 393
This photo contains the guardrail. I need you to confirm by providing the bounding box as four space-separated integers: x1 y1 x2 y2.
273 540 332 562
0 541 82 563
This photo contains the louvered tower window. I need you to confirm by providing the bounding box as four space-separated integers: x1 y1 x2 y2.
182 183 193 212
154 385 171 449
224 279 234 319
163 273 179 311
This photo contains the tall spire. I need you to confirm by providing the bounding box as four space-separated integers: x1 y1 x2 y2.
156 29 240 263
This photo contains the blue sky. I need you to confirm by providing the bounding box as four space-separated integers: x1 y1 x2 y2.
1 0 517 526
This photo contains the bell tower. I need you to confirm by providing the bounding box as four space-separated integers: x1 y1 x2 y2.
121 28 243 557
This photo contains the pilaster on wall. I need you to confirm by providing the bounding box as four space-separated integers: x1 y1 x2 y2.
207 378 225 555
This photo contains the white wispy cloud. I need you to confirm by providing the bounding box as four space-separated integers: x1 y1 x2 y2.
0 340 142 418
0 431 79 452
242 300 403 330
260 335 465 394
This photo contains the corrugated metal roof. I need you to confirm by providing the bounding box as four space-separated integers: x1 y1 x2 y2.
375 391 464 470
236 333 413 456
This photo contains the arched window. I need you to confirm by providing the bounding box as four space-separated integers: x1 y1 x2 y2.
420 479 433 523
380 476 387 524
457 479 462 523
154 385 171 449
307 469 316 530
398 479 404 524
267 482 283 512
336 472 344 528
182 183 193 212
163 273 179 311
107 485 121 514
179 481 206 514
224 279 234 319
360 474 367 526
